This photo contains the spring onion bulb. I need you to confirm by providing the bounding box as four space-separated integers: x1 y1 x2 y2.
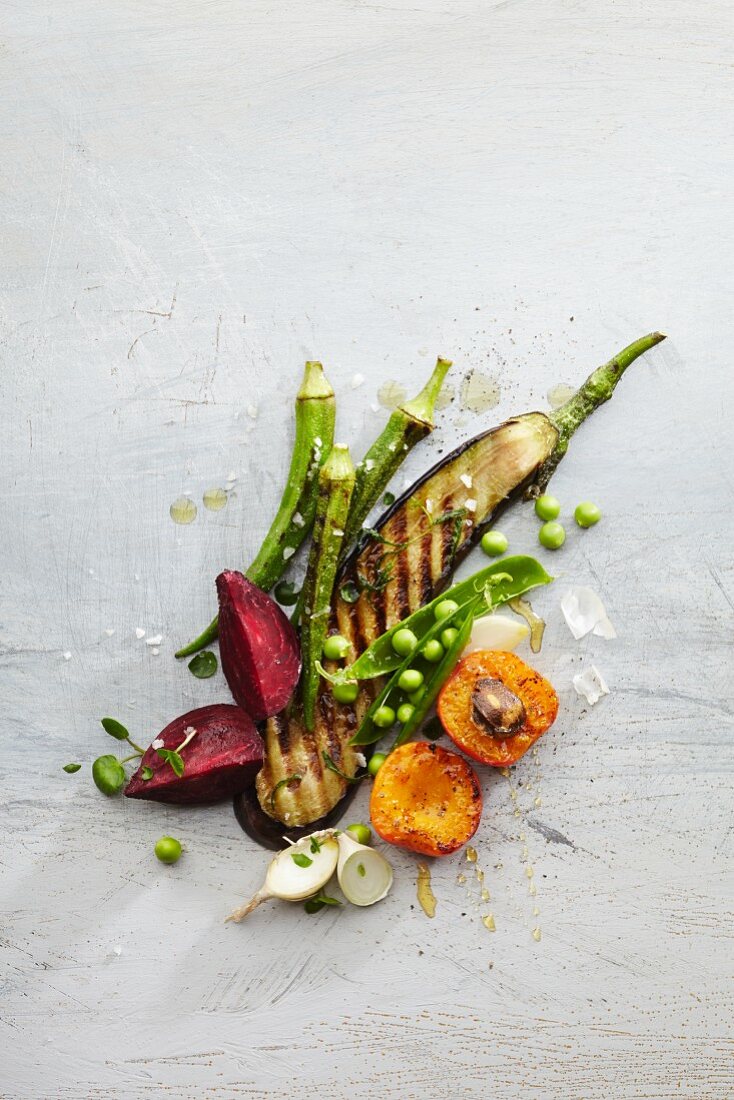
226 831 339 922
336 832 393 907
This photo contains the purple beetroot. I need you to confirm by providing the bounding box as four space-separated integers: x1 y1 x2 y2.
216 570 301 720
125 704 263 804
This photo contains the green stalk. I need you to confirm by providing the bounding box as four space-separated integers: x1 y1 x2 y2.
175 362 336 659
340 357 452 552
300 444 356 730
531 332 666 495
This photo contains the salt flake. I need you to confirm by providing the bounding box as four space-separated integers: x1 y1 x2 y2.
104 628 115 637
151 738 164 749
135 628 146 639
63 651 72 661
355 752 367 768
151 648 160 656
246 403 258 420
292 511 305 528
146 634 163 646
283 547 295 561
561 587 616 640
351 373 365 389
460 473 473 489
465 498 477 512
573 665 610 705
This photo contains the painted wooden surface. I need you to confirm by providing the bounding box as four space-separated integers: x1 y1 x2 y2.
2 2 733 1097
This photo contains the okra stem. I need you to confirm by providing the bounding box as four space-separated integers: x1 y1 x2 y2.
532 332 666 495
175 362 336 659
300 444 356 730
341 357 452 553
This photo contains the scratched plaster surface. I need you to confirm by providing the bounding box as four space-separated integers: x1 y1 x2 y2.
2 2 733 1097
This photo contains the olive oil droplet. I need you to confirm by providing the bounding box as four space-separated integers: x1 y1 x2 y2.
170 497 197 525
466 847 478 864
417 863 437 918
203 487 228 511
378 380 407 410
547 382 575 410
482 914 496 931
481 887 490 902
461 370 501 414
532 927 542 942
525 865 534 879
456 872 467 885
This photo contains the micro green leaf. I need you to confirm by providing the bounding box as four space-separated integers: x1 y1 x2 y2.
141 766 154 781
92 755 126 796
187 651 218 679
101 717 130 741
357 862 366 878
270 773 302 810
382 491 396 507
157 748 185 778
321 750 366 785
304 892 342 913
274 579 300 607
62 763 82 773
291 852 313 869
310 836 322 854
339 581 360 605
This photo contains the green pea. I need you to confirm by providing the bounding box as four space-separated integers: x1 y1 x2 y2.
346 823 372 845
397 703 415 724
373 705 396 729
434 599 459 622
534 494 561 521
397 668 424 693
539 521 566 549
368 752 387 777
333 680 359 704
408 688 425 707
441 626 459 649
323 634 350 660
154 836 182 864
480 530 508 557
91 755 126 796
574 501 602 528
391 627 418 656
422 639 444 663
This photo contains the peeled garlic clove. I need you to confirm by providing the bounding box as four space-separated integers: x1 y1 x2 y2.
337 832 393 907
226 831 338 922
463 613 529 655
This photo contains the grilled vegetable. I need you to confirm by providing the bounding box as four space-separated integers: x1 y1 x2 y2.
217 571 301 720
369 741 482 856
176 361 335 659
125 704 263 804
244 333 664 840
300 445 356 729
341 357 452 551
437 650 559 765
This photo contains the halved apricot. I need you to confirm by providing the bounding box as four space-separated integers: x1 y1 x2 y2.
369 741 482 857
437 650 558 767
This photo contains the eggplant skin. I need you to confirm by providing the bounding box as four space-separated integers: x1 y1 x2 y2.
253 411 558 832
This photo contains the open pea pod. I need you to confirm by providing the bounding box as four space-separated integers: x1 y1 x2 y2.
345 555 552 682
350 596 482 747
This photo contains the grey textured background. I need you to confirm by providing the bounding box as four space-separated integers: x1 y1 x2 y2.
2 2 733 1097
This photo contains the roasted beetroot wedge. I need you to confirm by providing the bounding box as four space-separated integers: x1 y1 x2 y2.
216 570 301 720
125 704 263 804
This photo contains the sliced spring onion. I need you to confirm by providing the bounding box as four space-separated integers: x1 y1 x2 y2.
336 833 393 907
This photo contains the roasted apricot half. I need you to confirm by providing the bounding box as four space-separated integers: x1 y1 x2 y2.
437 650 558 767
369 741 482 857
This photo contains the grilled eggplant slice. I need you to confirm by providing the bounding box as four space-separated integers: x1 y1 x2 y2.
238 333 665 845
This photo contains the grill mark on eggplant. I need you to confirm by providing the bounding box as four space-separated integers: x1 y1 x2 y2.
389 503 411 623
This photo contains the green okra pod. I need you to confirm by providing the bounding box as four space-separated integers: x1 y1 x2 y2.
175 362 336 659
340 357 452 554
300 444 356 730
